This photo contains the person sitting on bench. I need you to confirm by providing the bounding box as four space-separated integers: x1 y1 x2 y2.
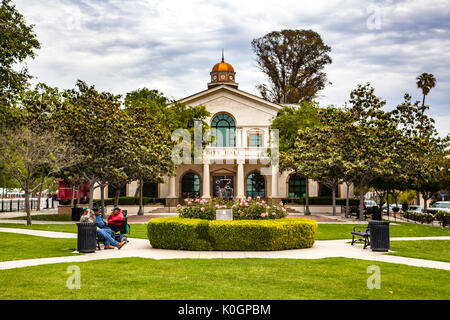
92 207 125 250
107 206 125 233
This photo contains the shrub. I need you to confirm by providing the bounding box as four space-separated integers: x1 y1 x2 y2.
177 198 216 220
435 211 450 227
403 211 434 224
147 217 317 251
93 197 166 206
147 217 213 250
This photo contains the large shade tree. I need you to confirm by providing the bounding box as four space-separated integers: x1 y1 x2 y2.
252 29 332 104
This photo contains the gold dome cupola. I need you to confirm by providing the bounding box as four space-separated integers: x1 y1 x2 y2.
208 50 238 89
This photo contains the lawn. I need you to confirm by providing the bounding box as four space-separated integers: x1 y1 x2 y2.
0 257 448 300
1 221 449 241
0 232 80 262
388 240 450 263
6 214 73 221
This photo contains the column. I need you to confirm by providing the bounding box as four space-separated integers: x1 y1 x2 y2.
202 162 211 198
271 165 279 198
236 161 245 199
168 176 176 198
166 175 178 207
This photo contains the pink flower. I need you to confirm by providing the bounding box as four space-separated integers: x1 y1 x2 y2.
201 207 205 212
195 199 200 203
177 204 181 208
272 212 276 216
282 208 286 212
239 210 244 216
261 213 266 218
247 196 252 201
256 196 261 200
232 205 236 209
184 198 188 202
279 201 284 206
187 201 192 205
215 204 220 209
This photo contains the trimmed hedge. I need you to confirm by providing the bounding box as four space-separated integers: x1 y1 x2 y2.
147 217 317 251
282 197 359 206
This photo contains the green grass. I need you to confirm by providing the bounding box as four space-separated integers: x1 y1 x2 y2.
0 232 80 262
388 240 450 263
0 257 448 300
6 214 72 221
316 222 450 240
1 221 449 241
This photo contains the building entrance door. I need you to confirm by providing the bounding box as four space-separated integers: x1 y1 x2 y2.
213 176 234 199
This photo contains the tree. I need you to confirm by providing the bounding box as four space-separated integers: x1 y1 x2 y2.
416 73 436 106
345 84 396 220
251 29 332 103
0 0 40 111
124 88 211 214
0 124 79 225
414 73 437 205
290 107 353 216
56 80 126 210
271 101 321 215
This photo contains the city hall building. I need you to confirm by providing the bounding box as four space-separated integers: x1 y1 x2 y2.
94 57 354 206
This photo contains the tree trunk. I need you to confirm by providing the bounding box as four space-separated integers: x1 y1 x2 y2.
331 183 336 216
386 189 390 218
416 191 420 206
25 190 32 226
114 186 121 207
304 178 310 215
422 192 429 212
359 182 365 220
134 184 140 198
345 183 350 217
70 185 75 207
88 181 95 209
36 176 45 211
138 179 144 216
100 184 105 216
76 184 81 208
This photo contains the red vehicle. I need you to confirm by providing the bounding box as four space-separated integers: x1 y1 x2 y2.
57 179 90 204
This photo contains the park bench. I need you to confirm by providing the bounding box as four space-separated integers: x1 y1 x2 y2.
350 225 370 249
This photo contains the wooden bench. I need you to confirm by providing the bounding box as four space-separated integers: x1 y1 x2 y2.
351 225 370 249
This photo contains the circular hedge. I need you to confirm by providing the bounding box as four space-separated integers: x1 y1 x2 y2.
147 217 318 251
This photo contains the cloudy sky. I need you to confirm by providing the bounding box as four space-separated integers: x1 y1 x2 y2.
13 0 450 136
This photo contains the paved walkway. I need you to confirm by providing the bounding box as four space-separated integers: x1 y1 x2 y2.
0 228 449 271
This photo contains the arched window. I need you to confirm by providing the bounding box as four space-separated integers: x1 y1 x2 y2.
288 174 306 198
181 173 200 198
211 113 235 147
246 172 265 198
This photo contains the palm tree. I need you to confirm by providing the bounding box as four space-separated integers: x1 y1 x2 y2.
415 73 436 206
416 73 436 106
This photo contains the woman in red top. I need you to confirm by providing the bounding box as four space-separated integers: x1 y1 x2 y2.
107 207 124 232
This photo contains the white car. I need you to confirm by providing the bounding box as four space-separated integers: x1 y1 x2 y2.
382 203 402 213
364 200 377 208
426 201 450 214
407 205 423 213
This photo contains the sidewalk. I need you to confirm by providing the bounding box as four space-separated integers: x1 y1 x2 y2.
0 227 449 271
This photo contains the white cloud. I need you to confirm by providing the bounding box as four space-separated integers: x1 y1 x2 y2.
12 0 450 136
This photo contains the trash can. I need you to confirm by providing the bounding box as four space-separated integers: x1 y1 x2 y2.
368 220 390 252
72 207 82 221
76 222 97 253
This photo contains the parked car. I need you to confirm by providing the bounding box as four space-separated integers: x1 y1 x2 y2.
407 205 424 213
364 200 377 208
426 201 450 214
382 203 402 213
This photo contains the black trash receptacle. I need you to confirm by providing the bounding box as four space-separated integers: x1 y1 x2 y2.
369 220 390 252
77 222 97 253
72 207 82 221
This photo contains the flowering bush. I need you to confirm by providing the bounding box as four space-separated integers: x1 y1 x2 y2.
177 198 216 220
176 196 288 220
231 196 287 220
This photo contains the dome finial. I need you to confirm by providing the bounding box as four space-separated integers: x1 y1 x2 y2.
221 48 224 62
